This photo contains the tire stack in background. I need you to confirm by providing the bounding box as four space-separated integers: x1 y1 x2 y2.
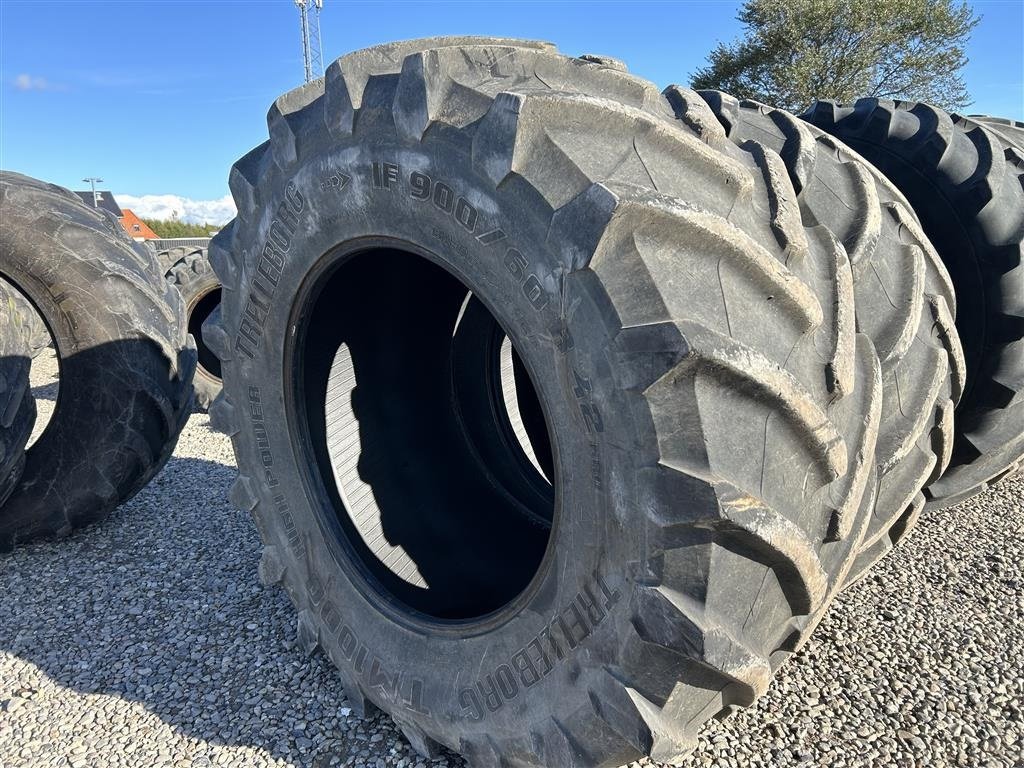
0 35 1020 768
699 91 965 586
803 101 1024 509
157 246 223 411
201 37 1021 766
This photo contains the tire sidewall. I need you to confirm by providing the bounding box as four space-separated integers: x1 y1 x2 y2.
225 137 656 741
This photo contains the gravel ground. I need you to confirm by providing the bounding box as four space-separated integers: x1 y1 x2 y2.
1 354 1022 768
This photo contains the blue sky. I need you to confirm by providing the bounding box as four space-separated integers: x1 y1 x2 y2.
1 0 1021 221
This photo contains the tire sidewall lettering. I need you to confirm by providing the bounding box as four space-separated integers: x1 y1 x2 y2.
222 141 646 738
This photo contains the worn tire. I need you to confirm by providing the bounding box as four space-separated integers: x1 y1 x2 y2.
208 39 880 765
0 277 37 507
701 93 965 584
804 100 1024 509
166 248 222 411
0 171 197 551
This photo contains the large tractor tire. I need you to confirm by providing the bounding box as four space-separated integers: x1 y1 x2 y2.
0 171 196 551
700 93 964 584
0 278 37 507
207 38 882 765
165 248 222 411
805 100 1024 508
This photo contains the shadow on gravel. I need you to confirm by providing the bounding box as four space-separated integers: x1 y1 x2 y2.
2 417 1021 767
0 441 428 767
29 380 57 401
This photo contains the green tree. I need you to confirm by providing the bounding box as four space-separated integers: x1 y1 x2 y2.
691 0 979 113
142 218 219 238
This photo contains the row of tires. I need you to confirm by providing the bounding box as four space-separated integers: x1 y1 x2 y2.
1 37 1021 767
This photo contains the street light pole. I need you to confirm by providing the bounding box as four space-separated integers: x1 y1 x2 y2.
82 177 103 207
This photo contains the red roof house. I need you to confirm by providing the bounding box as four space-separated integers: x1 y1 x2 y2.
119 209 159 241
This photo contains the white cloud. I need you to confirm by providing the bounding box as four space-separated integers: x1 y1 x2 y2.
13 74 65 92
116 193 236 225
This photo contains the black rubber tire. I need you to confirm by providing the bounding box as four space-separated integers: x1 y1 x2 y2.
699 93 965 585
969 115 1024 149
207 38 881 765
0 171 197 551
804 100 1024 509
0 277 37 507
166 248 222 411
156 245 195 274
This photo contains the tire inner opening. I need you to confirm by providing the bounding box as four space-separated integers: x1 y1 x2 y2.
298 248 555 621
191 288 223 380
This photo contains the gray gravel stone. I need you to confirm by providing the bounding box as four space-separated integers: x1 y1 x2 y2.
0 352 1021 767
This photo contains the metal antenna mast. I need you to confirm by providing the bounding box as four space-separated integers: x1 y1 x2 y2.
295 0 324 83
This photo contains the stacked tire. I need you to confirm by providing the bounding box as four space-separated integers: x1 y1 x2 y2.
804 100 1024 508
0 172 197 551
201 37 999 765
699 92 965 585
